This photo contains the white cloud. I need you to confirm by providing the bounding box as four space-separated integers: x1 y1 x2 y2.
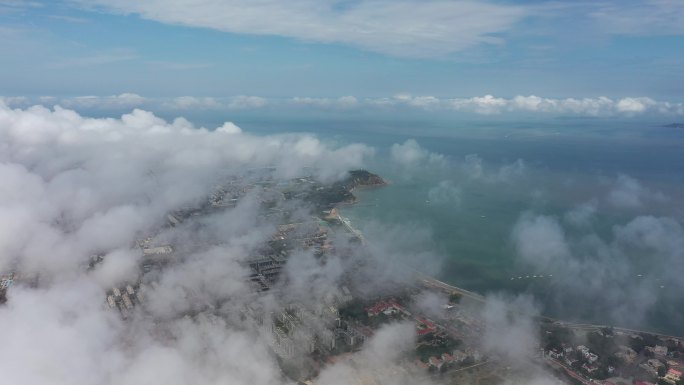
450 94 508 115
0 0 41 13
60 93 147 109
0 102 374 274
47 14 89 23
74 0 527 58
227 95 268 109
6 93 684 116
336 95 359 108
365 93 684 116
481 294 540 363
427 180 461 206
169 96 223 110
90 249 140 288
614 215 684 256
512 213 572 270
216 122 242 134
497 158 526 182
316 322 418 385
590 0 684 36
0 95 31 107
459 94 684 115
615 97 656 113
58 95 268 111
290 96 359 109
0 101 393 385
607 174 645 208
462 154 484 179
462 154 525 183
390 93 441 109
511 209 684 328
47 48 137 68
563 200 598 227
148 60 213 70
607 174 667 209
390 139 445 168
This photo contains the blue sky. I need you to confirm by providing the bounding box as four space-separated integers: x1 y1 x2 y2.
1 0 684 115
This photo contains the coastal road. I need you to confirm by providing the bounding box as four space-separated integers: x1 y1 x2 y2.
417 273 684 341
550 321 684 342
415 272 486 304
334 212 683 341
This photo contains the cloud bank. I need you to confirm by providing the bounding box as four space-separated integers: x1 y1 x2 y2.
0 101 406 384
6 93 684 116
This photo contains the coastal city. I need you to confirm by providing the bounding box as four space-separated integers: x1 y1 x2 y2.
3 2 684 384
1 169 681 385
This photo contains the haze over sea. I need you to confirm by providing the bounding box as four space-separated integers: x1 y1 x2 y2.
222 114 684 336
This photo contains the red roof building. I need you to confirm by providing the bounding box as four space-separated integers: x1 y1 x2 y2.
366 299 404 317
428 356 443 369
416 317 437 335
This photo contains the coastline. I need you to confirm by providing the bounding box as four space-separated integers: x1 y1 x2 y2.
334 175 684 340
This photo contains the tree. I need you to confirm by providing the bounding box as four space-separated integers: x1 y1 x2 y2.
449 292 462 304
630 337 647 353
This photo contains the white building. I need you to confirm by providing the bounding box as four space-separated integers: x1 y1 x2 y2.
142 245 174 255
654 345 668 356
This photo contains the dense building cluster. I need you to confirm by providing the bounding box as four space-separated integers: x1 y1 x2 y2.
106 284 143 314
543 323 684 385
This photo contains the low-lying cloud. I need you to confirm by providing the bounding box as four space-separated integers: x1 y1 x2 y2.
390 139 445 168
463 154 526 183
0 101 396 384
511 202 684 329
607 174 668 209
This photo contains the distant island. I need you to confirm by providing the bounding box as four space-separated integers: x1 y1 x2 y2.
663 123 684 128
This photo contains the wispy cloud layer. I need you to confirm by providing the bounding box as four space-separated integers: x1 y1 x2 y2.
67 1 684 59
47 48 138 68
73 0 527 58
591 0 684 35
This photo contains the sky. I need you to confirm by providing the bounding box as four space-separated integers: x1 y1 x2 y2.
1 0 684 114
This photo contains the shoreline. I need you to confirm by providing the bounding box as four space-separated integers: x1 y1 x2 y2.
334 177 684 340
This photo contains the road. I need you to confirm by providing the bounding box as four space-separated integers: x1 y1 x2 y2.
335 213 366 243
416 272 683 341
414 360 495 383
549 321 684 342
415 272 486 303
